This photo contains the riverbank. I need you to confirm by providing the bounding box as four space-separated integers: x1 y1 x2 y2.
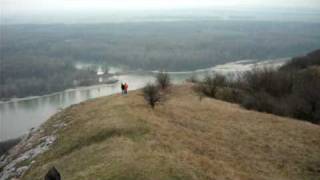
0 78 119 103
0 73 156 142
4 84 319 180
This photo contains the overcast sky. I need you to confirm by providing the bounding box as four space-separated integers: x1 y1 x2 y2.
2 0 320 15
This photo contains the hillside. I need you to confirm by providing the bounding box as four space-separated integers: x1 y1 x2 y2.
281 49 320 70
17 85 320 180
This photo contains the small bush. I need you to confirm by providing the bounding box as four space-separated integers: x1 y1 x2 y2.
241 92 276 113
143 83 162 109
194 74 226 98
216 87 243 103
156 71 171 90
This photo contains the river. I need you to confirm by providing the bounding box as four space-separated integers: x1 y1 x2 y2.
0 59 287 141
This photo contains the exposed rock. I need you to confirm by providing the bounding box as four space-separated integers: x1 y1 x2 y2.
0 122 65 180
16 166 28 176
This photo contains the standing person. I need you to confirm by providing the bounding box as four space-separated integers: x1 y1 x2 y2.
124 82 128 94
121 83 125 94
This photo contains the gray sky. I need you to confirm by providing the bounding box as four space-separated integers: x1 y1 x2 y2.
2 0 320 15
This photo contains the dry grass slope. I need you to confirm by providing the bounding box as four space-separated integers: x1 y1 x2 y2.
22 84 320 180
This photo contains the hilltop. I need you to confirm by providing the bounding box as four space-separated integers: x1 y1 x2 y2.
8 85 320 180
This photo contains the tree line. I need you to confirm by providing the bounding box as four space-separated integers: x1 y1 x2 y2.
2 21 320 71
0 57 98 100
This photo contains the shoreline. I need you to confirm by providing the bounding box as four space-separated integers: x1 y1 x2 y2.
0 80 119 104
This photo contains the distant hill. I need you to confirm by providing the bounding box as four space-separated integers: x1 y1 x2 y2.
20 85 320 180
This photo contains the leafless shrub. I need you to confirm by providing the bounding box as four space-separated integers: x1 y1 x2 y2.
216 87 243 103
156 71 171 90
240 92 276 113
242 67 293 97
292 67 320 123
238 66 320 123
194 73 227 98
192 63 320 124
143 83 162 109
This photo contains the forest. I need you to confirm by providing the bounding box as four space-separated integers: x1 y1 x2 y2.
0 56 98 100
1 20 320 99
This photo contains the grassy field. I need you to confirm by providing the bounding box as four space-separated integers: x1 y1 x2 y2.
22 84 320 180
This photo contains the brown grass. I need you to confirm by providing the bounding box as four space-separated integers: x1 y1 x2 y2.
22 84 320 180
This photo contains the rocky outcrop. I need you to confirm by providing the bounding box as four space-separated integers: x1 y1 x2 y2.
0 122 66 180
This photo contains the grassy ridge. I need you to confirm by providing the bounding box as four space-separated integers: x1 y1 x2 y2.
23 85 320 180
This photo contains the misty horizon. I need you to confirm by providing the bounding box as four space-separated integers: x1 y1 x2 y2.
1 0 320 24
1 8 320 24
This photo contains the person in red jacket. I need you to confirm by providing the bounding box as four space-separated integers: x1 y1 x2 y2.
124 82 128 94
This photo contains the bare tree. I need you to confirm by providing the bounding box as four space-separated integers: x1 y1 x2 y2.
143 83 162 109
156 71 171 90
